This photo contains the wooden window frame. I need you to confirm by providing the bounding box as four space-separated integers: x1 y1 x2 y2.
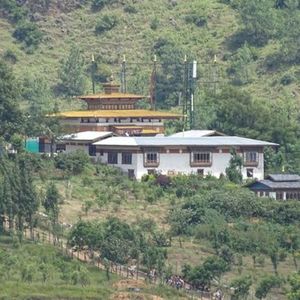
107 152 118 164
144 151 159 167
244 151 259 166
190 151 212 167
122 152 132 165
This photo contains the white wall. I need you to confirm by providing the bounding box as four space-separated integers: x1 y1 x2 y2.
95 149 265 180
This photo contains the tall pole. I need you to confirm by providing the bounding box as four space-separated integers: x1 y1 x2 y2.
122 55 127 93
91 54 96 94
183 55 188 131
150 55 157 111
213 54 217 95
190 60 197 129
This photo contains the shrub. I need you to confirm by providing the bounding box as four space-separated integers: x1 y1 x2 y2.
13 21 43 48
280 73 296 85
184 13 207 27
3 49 17 64
92 0 117 10
124 4 137 14
54 150 90 175
95 14 118 34
150 17 159 30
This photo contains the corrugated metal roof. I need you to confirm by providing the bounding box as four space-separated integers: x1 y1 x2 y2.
268 174 300 182
93 136 278 147
59 131 113 142
250 180 300 190
55 109 181 119
170 130 225 137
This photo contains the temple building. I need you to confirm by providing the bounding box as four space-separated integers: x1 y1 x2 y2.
55 82 181 136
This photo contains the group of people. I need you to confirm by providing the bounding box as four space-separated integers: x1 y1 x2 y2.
166 275 185 289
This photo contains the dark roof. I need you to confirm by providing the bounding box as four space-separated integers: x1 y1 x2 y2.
249 180 300 191
267 174 300 182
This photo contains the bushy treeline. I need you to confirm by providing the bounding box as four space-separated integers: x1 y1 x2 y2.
69 217 168 276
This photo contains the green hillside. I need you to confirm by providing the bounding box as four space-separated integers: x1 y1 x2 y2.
0 0 299 104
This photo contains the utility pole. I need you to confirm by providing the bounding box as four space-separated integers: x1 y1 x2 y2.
91 54 96 94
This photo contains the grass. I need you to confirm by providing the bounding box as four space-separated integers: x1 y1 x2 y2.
0 233 188 300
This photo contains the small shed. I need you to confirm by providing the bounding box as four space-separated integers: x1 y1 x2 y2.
248 174 300 200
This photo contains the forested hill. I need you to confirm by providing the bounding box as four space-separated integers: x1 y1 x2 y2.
0 0 300 170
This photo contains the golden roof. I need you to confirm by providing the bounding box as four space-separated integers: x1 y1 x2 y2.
113 126 143 129
142 129 159 134
56 109 181 119
79 93 144 100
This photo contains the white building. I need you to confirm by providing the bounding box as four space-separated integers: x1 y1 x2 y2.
92 136 278 180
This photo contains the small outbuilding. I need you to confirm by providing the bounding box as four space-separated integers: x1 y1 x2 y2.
59 131 113 156
248 174 300 200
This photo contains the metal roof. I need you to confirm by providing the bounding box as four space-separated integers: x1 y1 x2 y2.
249 180 300 190
93 136 278 147
268 174 300 182
59 131 113 142
170 130 225 137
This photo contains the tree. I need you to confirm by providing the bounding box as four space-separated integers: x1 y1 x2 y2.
43 182 60 237
230 276 252 300
288 273 300 300
153 37 187 108
226 149 243 184
236 0 279 45
0 60 23 140
184 257 230 290
255 275 282 299
58 46 86 96
13 21 43 49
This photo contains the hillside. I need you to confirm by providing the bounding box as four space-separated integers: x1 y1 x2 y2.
0 0 299 108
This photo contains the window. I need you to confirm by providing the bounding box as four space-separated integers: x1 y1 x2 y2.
88 145 96 156
265 192 270 197
108 152 118 164
247 168 254 178
259 191 264 197
122 152 132 165
128 169 135 179
192 152 211 165
276 192 283 200
244 151 258 165
197 169 204 176
286 192 300 200
146 152 158 164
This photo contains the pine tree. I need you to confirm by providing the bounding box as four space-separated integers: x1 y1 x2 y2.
18 157 39 239
0 60 24 140
58 46 86 96
43 182 60 240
